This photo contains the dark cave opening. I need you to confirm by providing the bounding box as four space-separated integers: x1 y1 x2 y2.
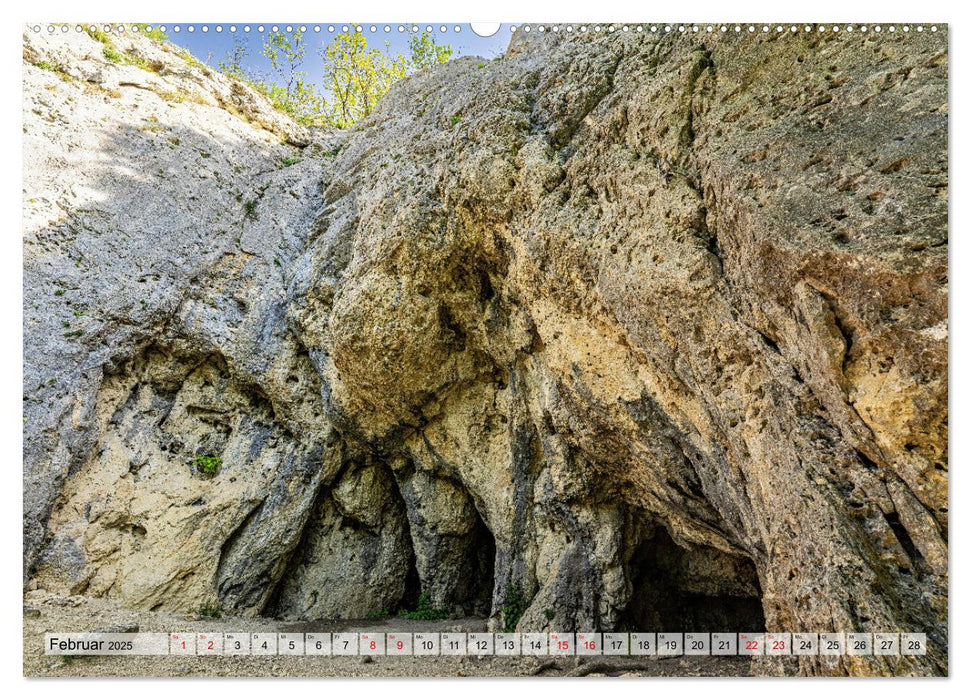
394 482 496 618
399 551 423 612
457 508 497 617
619 526 766 632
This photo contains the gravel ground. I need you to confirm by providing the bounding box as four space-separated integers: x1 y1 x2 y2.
23 595 782 677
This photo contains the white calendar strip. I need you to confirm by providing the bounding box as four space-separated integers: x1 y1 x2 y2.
45 632 929 657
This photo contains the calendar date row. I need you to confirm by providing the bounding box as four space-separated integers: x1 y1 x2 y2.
45 631 928 657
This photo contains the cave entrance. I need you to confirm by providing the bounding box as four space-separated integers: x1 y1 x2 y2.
450 508 496 617
620 525 765 632
396 499 496 618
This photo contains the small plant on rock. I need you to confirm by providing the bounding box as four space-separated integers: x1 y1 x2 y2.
198 601 222 618
192 455 222 478
133 24 169 42
501 581 527 633
102 47 123 64
405 593 449 621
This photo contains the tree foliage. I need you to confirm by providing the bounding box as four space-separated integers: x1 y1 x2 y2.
323 30 407 128
218 36 248 79
217 27 454 129
407 32 454 72
259 31 329 127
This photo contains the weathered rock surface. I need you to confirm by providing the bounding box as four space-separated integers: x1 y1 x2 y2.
23 26 947 676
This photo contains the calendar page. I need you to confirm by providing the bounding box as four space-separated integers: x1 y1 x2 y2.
21 14 948 680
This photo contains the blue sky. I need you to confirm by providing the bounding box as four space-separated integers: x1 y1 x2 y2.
163 23 512 94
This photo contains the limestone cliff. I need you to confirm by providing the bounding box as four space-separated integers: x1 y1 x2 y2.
23 26 947 676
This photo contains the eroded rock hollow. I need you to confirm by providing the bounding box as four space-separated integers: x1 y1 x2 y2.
23 26 947 675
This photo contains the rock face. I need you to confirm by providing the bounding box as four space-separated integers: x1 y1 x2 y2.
23 26 947 676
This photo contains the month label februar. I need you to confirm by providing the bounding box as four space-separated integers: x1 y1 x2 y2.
44 633 168 656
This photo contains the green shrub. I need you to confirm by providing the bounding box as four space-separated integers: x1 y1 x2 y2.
133 24 169 42
102 47 123 64
404 593 449 621
501 581 527 632
192 455 222 478
84 27 113 46
198 601 222 618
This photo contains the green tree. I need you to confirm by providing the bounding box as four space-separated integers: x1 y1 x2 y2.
322 29 407 127
217 32 327 126
262 31 329 126
407 32 453 72
263 31 306 101
321 29 453 128
215 28 454 129
218 36 248 79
